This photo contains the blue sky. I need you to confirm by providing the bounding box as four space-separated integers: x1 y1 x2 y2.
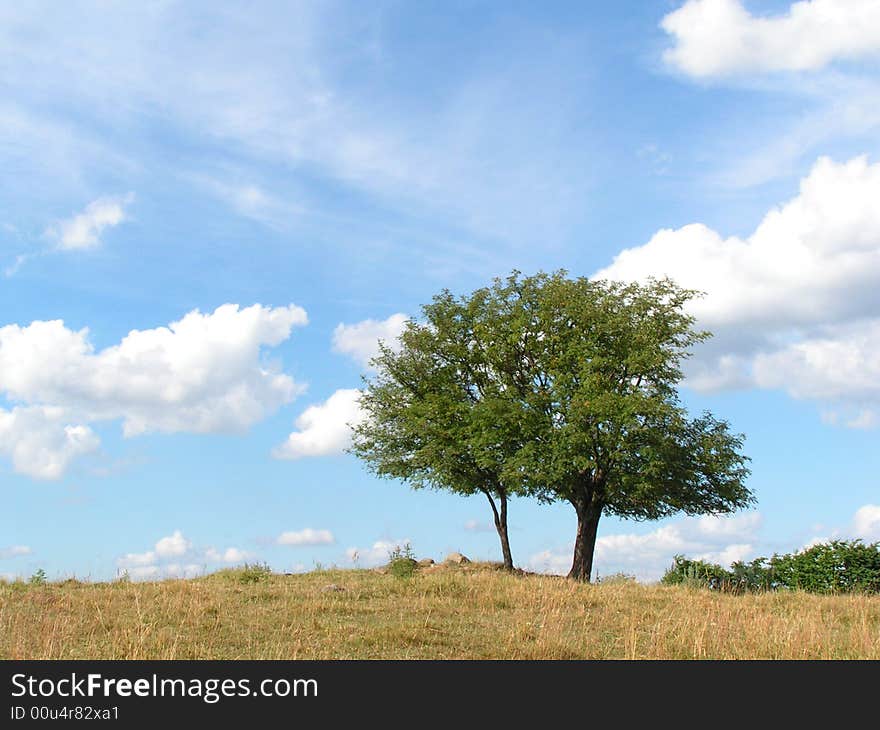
2 0 880 582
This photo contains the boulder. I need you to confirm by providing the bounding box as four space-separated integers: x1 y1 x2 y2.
417 558 435 567
443 552 470 565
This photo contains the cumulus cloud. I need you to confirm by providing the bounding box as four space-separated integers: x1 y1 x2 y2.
0 406 99 480
274 314 407 461
277 528 335 546
751 321 880 406
801 503 880 549
346 538 411 568
662 0 880 78
853 504 880 541
116 550 157 569
0 303 308 436
124 563 203 581
273 388 364 460
0 545 32 559
155 530 190 558
528 512 763 581
596 155 880 425
117 530 252 579
117 530 191 570
332 313 408 369
204 546 251 564
0 303 307 478
46 193 134 250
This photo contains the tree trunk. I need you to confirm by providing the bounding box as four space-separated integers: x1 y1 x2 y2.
568 499 602 582
483 489 514 571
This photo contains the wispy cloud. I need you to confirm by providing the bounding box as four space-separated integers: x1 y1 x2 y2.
45 193 134 250
0 545 32 559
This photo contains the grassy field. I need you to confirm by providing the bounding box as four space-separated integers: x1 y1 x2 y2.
2 563 879 659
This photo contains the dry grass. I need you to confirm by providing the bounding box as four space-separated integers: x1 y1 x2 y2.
2 564 879 659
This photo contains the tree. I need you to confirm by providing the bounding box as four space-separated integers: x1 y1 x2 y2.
350 289 534 569
474 271 752 581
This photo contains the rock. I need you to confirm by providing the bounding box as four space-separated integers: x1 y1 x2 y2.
443 552 470 565
321 583 346 592
417 558 435 567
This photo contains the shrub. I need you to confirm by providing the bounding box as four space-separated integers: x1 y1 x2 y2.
768 540 880 594
661 540 880 594
661 556 732 589
387 543 417 579
28 569 48 586
235 563 273 585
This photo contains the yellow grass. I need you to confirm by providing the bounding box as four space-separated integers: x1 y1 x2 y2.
2 564 879 659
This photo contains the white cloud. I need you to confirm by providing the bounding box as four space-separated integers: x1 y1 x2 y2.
853 504 880 541
797 504 880 549
0 406 99 480
116 531 208 580
598 156 880 332
187 174 302 229
117 530 190 571
596 155 880 425
346 538 411 568
662 0 880 78
155 530 190 558
0 545 32 559
277 528 335 547
163 563 203 579
273 388 363 460
332 314 408 369
124 565 161 580
0 303 307 478
0 303 308 436
46 193 134 250
205 546 251 564
802 535 830 550
123 536 255 574
116 550 156 569
750 321 880 406
528 512 763 581
4 254 29 278
124 563 202 581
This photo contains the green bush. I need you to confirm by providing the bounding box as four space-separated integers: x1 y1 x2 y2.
661 540 880 594
768 540 880 594
29 569 48 586
235 563 273 585
661 556 732 589
387 543 417 579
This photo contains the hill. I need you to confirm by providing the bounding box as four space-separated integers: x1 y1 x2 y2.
2 562 878 659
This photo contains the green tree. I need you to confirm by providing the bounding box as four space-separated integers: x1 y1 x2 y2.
350 285 534 569
352 271 752 580
503 271 752 580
